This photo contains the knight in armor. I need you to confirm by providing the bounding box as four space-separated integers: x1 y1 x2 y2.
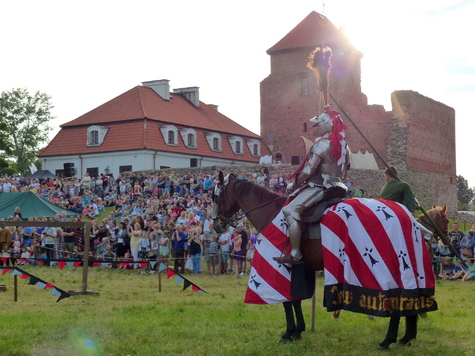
273 107 349 264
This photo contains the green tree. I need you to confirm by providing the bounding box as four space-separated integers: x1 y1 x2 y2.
457 175 474 205
0 88 54 175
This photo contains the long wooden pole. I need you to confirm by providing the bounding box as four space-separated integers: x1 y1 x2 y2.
329 94 468 268
14 274 18 302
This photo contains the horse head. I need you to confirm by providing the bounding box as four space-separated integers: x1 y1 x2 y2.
212 172 240 231
417 204 449 237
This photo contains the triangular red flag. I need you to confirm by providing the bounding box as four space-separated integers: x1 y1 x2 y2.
2 268 13 275
58 262 66 270
44 283 54 289
140 262 148 268
92 262 102 267
120 263 128 268
35 259 45 264
20 274 31 280
191 285 200 292
73 261 82 267
167 269 176 279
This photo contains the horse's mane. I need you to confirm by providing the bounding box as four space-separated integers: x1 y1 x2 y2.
232 177 287 206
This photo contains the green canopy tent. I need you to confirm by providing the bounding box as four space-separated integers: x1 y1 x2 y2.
0 192 78 220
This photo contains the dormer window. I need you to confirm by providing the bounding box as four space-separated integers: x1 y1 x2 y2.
205 133 222 152
87 125 109 147
246 139 261 157
160 125 178 147
228 136 244 155
179 128 197 149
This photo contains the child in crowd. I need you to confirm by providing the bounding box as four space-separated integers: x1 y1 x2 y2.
208 235 219 275
462 258 475 281
438 257 455 280
1 245 11 266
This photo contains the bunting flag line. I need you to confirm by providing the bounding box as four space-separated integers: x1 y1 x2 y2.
164 264 206 293
0 267 71 303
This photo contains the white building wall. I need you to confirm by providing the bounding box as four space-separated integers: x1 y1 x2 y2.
42 150 256 178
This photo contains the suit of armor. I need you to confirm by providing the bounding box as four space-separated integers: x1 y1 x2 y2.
276 110 349 263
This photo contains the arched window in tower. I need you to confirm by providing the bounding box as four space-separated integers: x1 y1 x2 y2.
168 130 175 145
303 122 308 132
235 141 241 154
275 153 282 163
301 76 309 96
90 130 99 145
253 144 258 156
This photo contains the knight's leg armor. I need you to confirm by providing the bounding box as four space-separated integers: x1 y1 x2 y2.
282 188 325 261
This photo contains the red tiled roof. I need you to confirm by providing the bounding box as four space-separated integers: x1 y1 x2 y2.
39 85 267 162
61 85 259 138
267 11 344 54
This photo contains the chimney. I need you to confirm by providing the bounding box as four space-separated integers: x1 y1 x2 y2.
208 104 219 111
142 79 170 101
173 87 199 107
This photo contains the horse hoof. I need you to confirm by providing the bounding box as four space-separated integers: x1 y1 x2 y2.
278 337 291 344
378 338 396 350
290 332 302 341
398 337 412 346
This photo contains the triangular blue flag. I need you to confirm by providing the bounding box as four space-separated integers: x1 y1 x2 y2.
66 262 74 269
150 261 157 269
102 263 111 267
49 261 57 267
176 275 184 286
199 290 206 293
37 282 46 290
51 288 61 296
11 269 21 276
159 263 168 272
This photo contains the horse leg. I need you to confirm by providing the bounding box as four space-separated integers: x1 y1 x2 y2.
279 301 295 343
378 315 400 350
398 315 418 346
291 300 305 340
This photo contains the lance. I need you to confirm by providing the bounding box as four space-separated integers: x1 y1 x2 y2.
329 93 467 267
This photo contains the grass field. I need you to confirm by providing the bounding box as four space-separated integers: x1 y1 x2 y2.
0 265 474 356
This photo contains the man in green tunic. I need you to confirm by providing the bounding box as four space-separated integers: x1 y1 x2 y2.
380 166 417 213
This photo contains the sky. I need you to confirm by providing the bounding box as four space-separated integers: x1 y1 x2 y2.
1 0 474 185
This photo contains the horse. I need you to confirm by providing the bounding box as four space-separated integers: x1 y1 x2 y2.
212 172 447 349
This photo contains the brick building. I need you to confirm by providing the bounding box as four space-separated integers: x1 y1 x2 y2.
260 11 457 211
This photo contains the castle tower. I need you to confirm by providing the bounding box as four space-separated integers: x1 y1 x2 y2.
260 11 365 164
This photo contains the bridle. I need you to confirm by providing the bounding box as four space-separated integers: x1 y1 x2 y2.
212 173 285 227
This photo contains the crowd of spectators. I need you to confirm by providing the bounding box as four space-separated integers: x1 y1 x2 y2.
0 166 271 275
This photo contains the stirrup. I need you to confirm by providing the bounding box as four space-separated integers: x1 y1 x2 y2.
273 254 302 264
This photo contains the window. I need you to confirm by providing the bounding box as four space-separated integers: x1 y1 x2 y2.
86 125 109 147
90 131 99 145
205 133 222 152
168 131 175 145
87 167 99 178
179 128 197 148
187 134 194 147
159 125 178 147
235 141 241 154
301 76 309 96
213 137 219 151
303 122 308 132
227 136 244 155
119 165 132 173
55 169 65 178
190 158 198 167
246 139 261 157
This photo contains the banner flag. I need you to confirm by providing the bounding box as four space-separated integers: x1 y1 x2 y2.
37 282 46 290
150 261 157 269
51 288 61 296
175 275 184 286
158 263 168 273
19 274 30 280
58 262 66 270
167 269 176 279
183 279 191 291
11 269 21 276
66 262 74 269
28 276 40 285
2 268 12 275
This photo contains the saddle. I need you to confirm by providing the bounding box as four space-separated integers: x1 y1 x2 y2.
299 187 347 239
